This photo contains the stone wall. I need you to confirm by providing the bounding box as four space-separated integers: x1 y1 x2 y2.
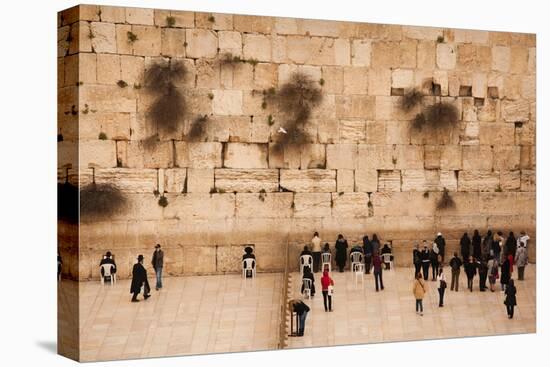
58 5 536 280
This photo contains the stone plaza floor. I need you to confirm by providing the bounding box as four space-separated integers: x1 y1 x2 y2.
287 265 536 349
74 273 283 361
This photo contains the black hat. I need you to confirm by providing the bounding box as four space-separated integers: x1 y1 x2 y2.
105 251 112 257
155 244 161 249
137 254 144 261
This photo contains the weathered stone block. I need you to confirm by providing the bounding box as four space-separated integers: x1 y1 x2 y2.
132 25 161 56
219 31 242 57
212 90 243 115
357 144 394 170
331 192 369 217
215 169 278 193
458 170 499 192
120 55 144 86
502 100 530 122
233 15 274 34
354 169 377 192
336 169 355 192
326 144 357 169
394 145 424 169
462 145 493 170
392 69 414 89
351 39 371 66
175 142 222 168
125 7 154 25
520 145 536 169
96 54 120 84
90 22 116 54
183 246 216 274
492 46 510 72
520 170 535 192
339 120 366 143
100 5 126 23
479 123 515 146
243 34 271 62
401 169 457 192
368 69 392 96
377 170 401 192
436 43 456 70
78 168 157 193
343 67 368 94
293 193 331 218
235 193 293 218
164 168 188 193
121 140 173 168
335 95 375 119
80 140 117 168
186 169 215 193
185 29 218 59
79 112 131 140
493 146 521 171
500 170 520 191
321 66 344 94
286 36 335 65
223 143 268 169
161 28 186 57
280 169 336 192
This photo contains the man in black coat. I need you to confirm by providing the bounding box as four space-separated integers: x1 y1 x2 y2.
131 255 151 302
460 233 471 263
434 232 446 263
363 235 373 274
464 256 477 292
420 244 431 281
99 251 117 280
151 244 164 291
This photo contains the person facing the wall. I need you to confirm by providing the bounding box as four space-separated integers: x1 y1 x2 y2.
477 256 488 292
131 255 150 302
372 251 384 292
151 244 164 291
100 251 117 281
434 232 446 263
311 232 322 273
430 242 440 281
363 234 373 274
449 252 463 292
335 234 348 272
515 244 528 281
472 229 482 260
487 255 499 292
460 232 471 263
243 246 256 278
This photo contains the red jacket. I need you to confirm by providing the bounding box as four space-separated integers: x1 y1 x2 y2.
321 275 333 290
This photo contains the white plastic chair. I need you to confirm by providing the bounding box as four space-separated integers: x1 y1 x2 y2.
100 264 116 285
242 258 256 279
354 263 365 287
321 252 332 273
300 255 313 276
350 252 363 272
302 278 313 300
382 253 393 269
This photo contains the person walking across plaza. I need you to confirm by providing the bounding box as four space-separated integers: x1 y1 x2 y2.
421 243 431 281
449 252 462 291
500 255 511 292
373 251 384 292
131 255 150 302
515 244 528 280
464 256 477 292
335 234 348 272
487 255 499 292
437 268 447 307
151 244 164 290
413 272 427 316
321 270 334 312
311 232 322 273
477 256 488 291
504 279 517 319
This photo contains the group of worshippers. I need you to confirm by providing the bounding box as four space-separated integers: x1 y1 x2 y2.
413 230 529 319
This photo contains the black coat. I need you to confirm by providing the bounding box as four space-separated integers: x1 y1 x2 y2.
450 256 462 270
505 235 517 256
335 239 348 264
301 272 316 295
413 249 421 265
293 301 310 315
434 236 446 257
460 235 471 258
420 249 431 262
100 257 117 275
465 262 477 278
504 284 517 306
363 237 372 255
152 249 164 270
130 263 148 294
500 259 511 284
472 234 482 259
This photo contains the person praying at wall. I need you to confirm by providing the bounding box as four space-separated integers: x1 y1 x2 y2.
335 234 348 272
311 232 322 273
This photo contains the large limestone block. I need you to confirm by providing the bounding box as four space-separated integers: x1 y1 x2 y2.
477 98 500 122
510 46 529 74
335 95 375 119
215 245 249 273
454 29 489 44
212 90 243 116
223 143 268 169
79 112 131 140
78 85 136 113
268 144 326 169
125 7 154 25
354 169 378 192
161 28 186 57
368 69 392 96
520 170 535 192
235 192 294 218
131 25 161 56
460 121 480 146
89 22 116 54
334 38 351 66
286 36 336 65
456 44 492 71
479 123 515 146
293 193 331 218
163 193 236 220
436 43 457 70
520 145 536 169
195 59 220 88
182 246 217 274
502 100 530 122
115 24 133 54
179 168 213 194
175 142 223 168
339 120 366 143
331 192 369 217
79 168 157 193
377 170 401 192
500 170 521 191
243 34 271 62
337 169 355 192
96 54 120 85
458 170 500 192
215 169 279 193
492 46 511 72
366 121 386 144
99 5 126 23
120 55 145 86
402 26 443 41
401 170 457 192
343 67 368 94
493 146 521 171
391 69 414 89
280 169 336 193
219 31 242 57
118 140 173 168
417 41 436 69
351 39 371 66
321 66 344 94
326 144 357 169
233 15 274 34
164 168 188 193
462 145 493 170
185 29 218 58
80 140 117 168
357 144 394 170
394 145 424 169
371 41 416 69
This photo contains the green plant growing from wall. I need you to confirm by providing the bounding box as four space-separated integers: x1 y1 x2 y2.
166 16 176 27
127 31 138 43
144 59 187 136
158 195 168 207
258 188 267 202
117 80 128 88
208 15 215 23
98 132 107 140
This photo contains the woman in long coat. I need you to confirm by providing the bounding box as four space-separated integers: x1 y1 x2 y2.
504 279 517 319
472 230 482 260
131 255 150 302
460 232 471 262
335 234 348 272
500 256 511 292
